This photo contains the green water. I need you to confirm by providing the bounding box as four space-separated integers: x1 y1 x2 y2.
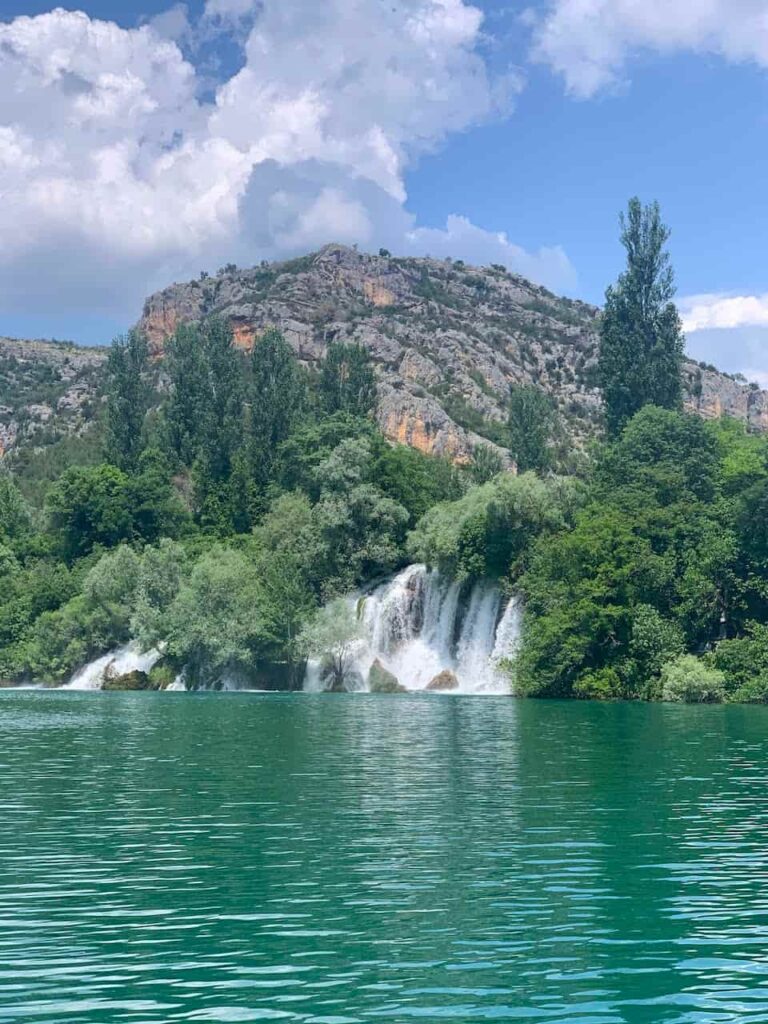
1 693 767 1023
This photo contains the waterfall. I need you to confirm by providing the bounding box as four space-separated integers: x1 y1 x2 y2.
304 565 521 695
62 643 162 691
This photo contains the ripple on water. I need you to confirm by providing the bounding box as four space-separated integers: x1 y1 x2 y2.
1 692 768 1023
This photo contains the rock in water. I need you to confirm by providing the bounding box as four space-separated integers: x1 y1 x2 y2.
426 670 459 692
368 659 407 693
103 670 151 691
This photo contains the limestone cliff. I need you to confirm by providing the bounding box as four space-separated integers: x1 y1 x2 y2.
138 243 768 460
139 245 603 461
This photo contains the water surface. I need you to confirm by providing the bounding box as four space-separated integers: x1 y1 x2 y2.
1 692 767 1023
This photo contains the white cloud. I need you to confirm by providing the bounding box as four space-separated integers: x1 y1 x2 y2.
531 0 768 97
272 187 373 250
406 214 577 290
0 1 571 331
680 293 768 333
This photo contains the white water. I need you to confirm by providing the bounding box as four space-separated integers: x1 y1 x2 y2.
165 669 272 693
304 564 521 695
63 643 162 691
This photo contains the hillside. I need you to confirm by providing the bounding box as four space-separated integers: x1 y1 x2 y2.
0 337 106 457
138 244 768 460
2 244 768 466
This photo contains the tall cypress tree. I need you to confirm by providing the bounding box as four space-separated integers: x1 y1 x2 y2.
163 318 247 532
599 198 684 435
104 329 150 472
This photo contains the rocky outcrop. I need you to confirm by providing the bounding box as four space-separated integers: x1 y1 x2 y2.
682 362 768 432
0 337 107 456
137 244 603 459
368 659 407 693
426 670 459 691
103 670 151 691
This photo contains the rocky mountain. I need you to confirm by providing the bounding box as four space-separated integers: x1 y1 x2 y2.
139 244 768 460
0 337 106 457
2 244 768 466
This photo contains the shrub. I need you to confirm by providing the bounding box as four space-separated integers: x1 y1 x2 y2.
730 676 768 704
712 624 768 693
147 661 179 691
574 667 623 700
660 655 726 703
409 472 581 581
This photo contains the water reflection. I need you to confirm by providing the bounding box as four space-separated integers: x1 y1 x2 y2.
0 693 767 1022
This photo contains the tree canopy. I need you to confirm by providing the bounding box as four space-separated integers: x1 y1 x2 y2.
598 198 684 434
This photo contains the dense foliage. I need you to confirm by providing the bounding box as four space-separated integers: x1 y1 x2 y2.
507 385 557 473
0 324 463 687
406 405 768 703
2 203 768 701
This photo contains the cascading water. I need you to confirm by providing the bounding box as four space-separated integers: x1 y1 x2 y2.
304 564 522 695
63 643 162 691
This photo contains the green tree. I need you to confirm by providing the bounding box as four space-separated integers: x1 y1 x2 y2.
507 385 556 473
194 320 248 532
374 443 465 522
512 407 749 699
319 341 377 418
310 439 410 594
409 472 579 582
164 318 247 531
660 654 726 703
628 604 685 693
295 598 364 691
163 547 264 687
197 318 245 484
249 328 305 486
163 323 210 466
104 330 150 472
250 492 319 666
0 470 32 544
599 198 685 434
129 448 189 543
131 539 189 649
46 465 134 559
83 544 142 640
471 445 504 484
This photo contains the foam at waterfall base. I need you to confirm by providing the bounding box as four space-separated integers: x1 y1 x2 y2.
304 565 522 695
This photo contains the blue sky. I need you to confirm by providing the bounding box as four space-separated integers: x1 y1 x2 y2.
1 0 767 382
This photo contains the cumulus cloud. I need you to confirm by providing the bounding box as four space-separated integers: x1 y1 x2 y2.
406 215 577 290
680 292 768 334
679 293 768 388
531 0 768 97
0 0 570 332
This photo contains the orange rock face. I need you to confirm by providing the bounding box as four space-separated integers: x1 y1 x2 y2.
232 323 257 351
378 403 471 463
363 279 395 307
143 308 180 357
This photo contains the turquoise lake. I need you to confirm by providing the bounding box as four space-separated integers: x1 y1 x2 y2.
1 691 767 1023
